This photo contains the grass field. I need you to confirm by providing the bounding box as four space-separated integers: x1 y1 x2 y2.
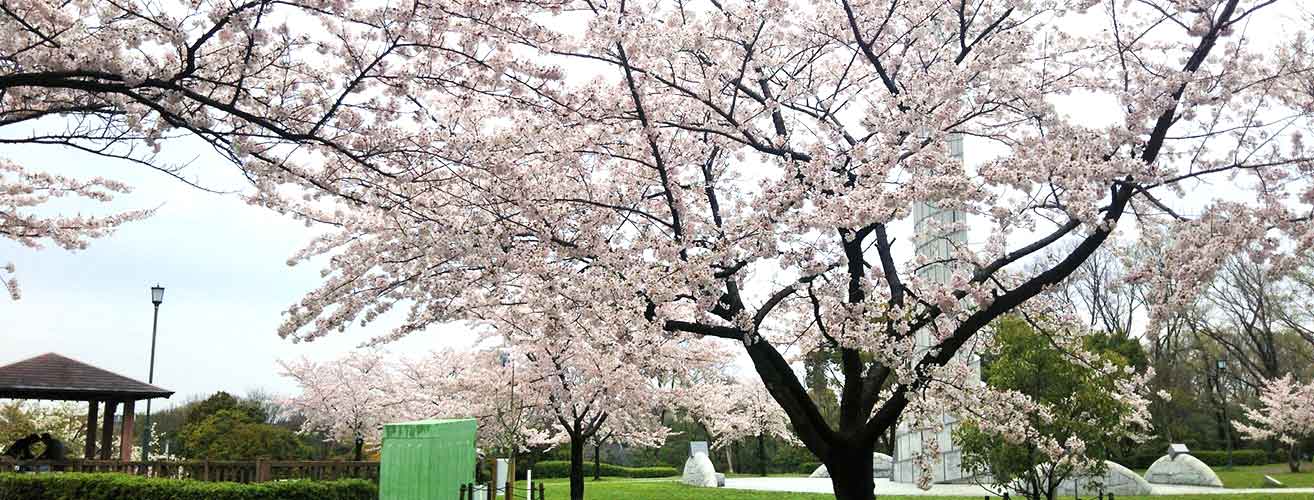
1214 463 1314 489
536 476 1314 500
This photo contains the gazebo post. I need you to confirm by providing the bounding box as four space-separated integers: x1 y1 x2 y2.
99 401 117 460
85 400 99 459
119 400 135 462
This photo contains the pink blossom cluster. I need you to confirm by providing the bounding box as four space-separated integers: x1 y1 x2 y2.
280 321 732 454
1 159 150 299
676 378 801 448
1234 374 1314 448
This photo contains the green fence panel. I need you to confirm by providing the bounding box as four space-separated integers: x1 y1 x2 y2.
380 419 477 500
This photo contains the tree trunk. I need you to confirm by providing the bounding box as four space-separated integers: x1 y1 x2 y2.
593 442 601 480
353 437 363 462
1290 443 1301 473
725 444 735 474
569 436 585 500
826 447 875 500
757 433 767 477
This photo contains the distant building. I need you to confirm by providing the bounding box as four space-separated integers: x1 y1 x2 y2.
891 134 979 484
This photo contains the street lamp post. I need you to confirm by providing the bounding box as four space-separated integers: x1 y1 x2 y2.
498 350 516 498
141 285 164 461
1217 358 1233 469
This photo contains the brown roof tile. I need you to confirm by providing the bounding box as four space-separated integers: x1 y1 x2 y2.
0 353 172 401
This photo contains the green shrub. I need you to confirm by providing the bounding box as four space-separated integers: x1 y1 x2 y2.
1191 449 1270 467
1116 449 1273 469
1121 453 1162 470
0 473 376 500
625 466 679 478
798 462 821 474
524 461 676 479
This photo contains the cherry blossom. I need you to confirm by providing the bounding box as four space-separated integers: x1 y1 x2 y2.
678 378 800 476
279 351 404 460
1233 374 1314 473
0 159 149 299
1 0 450 298
8 0 1313 498
260 1 1313 498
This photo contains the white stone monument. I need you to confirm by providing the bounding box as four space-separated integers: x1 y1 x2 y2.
681 441 719 488
1145 449 1223 488
892 133 979 484
1055 461 1153 496
810 452 894 479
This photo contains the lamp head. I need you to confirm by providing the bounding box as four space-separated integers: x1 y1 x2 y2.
151 285 165 306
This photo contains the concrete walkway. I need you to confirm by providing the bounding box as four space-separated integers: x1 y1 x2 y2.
723 477 1314 496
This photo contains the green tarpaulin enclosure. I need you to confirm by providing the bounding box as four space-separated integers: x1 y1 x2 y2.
380 419 478 500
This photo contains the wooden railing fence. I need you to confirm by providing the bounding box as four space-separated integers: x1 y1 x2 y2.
0 458 379 483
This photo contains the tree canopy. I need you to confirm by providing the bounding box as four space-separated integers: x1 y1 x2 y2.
5 1 1314 498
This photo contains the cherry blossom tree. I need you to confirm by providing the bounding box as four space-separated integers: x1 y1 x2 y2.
393 347 554 456
681 379 800 476
390 322 695 500
259 0 1314 498
494 308 685 500
1234 374 1314 473
279 351 404 461
1 0 451 298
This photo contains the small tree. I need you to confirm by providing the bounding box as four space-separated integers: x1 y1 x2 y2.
176 408 311 460
280 351 402 460
956 317 1153 500
1234 374 1314 473
680 379 800 476
393 347 553 457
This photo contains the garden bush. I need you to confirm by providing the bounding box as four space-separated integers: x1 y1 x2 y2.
1191 449 1271 467
1118 449 1273 469
526 461 677 479
1122 452 1163 470
799 462 822 474
0 473 376 500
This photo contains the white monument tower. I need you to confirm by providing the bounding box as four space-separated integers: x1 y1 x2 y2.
891 133 979 484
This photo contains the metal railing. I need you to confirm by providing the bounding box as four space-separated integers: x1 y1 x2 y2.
460 481 545 500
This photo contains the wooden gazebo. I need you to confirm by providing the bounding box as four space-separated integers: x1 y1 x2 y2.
0 353 173 461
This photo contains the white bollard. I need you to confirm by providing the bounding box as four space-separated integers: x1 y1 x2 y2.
495 459 509 497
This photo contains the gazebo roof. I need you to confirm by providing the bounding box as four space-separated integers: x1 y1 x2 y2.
0 353 172 401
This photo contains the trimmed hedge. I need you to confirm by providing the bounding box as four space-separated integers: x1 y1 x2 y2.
1192 450 1271 467
526 461 677 479
799 462 822 474
0 473 376 500
1121 449 1274 470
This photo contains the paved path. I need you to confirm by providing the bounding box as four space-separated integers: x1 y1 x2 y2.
723 477 1314 496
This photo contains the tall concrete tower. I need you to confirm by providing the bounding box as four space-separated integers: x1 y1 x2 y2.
891 133 979 484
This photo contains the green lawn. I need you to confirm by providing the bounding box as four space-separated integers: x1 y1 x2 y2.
534 477 1314 500
1214 463 1314 489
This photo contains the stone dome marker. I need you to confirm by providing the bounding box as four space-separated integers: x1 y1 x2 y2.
681 441 719 488
1145 444 1223 488
1056 461 1153 496
809 464 829 478
872 453 893 478
810 453 894 479
1145 453 1223 487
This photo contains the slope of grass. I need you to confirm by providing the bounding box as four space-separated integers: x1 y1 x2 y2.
1215 463 1314 489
